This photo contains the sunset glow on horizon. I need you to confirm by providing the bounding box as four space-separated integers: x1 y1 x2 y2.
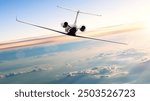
0 0 150 42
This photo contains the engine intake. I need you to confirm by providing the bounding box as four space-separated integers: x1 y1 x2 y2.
61 22 68 28
80 26 86 32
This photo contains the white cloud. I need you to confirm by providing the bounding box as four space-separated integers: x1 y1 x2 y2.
64 65 128 79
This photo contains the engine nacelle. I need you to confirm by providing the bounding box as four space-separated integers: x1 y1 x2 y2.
80 26 86 32
61 22 68 28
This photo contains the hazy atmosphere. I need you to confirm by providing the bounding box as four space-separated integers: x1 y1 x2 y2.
1 0 150 41
0 0 150 84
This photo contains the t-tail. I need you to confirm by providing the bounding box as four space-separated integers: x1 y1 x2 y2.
74 10 80 26
57 6 102 26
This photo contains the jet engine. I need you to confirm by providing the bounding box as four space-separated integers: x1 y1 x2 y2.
61 22 68 28
80 25 86 32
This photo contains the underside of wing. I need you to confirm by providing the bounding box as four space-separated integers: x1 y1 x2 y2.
75 35 127 45
16 18 66 35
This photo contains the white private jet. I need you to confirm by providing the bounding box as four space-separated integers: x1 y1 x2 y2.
16 6 127 45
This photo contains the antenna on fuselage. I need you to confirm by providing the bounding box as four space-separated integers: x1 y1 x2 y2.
57 6 102 25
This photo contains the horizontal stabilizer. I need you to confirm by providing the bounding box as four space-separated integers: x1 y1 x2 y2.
57 6 102 16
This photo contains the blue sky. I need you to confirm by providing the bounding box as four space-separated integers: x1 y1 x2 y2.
0 0 150 41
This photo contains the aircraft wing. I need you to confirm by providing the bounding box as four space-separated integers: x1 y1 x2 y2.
75 35 127 45
16 18 127 45
16 18 66 35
